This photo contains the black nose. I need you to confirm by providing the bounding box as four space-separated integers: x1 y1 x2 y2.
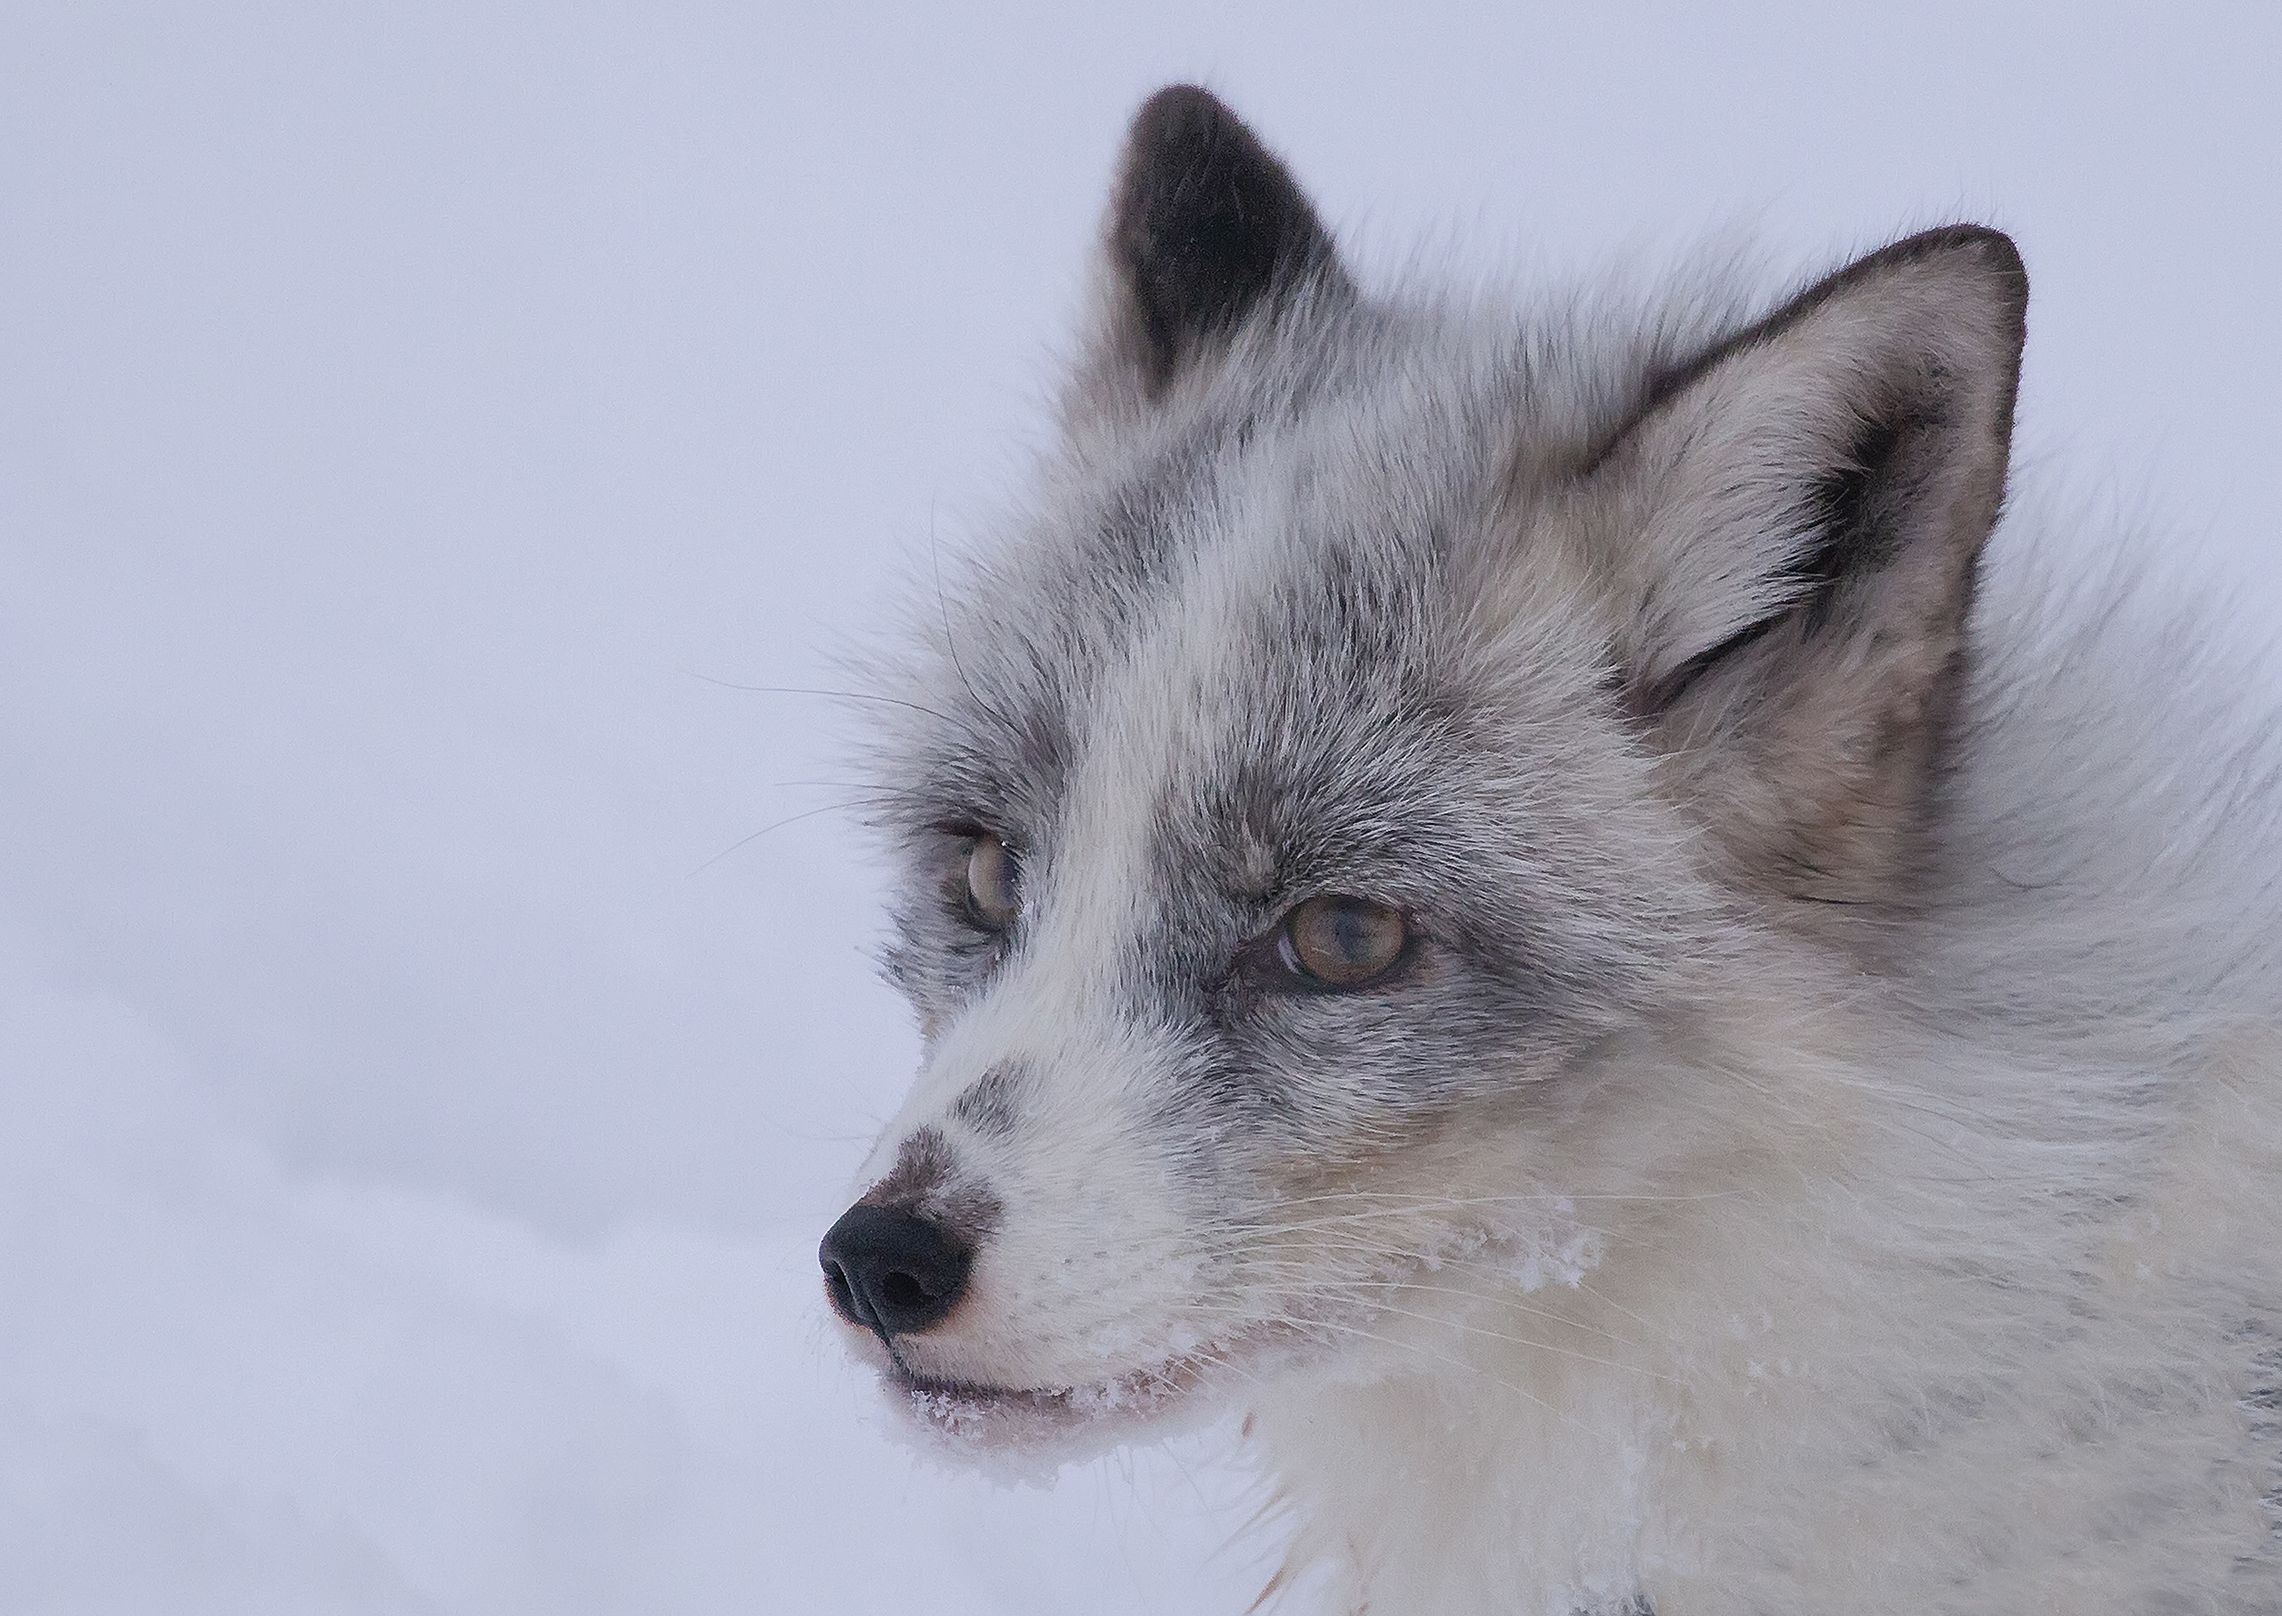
819 1203 972 1337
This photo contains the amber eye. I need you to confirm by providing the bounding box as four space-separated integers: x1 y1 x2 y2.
1277 895 1409 988
963 832 1020 930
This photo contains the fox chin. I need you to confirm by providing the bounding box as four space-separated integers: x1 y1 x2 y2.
815 84 2282 1616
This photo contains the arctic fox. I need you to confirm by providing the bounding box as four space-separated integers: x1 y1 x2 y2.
818 85 2282 1614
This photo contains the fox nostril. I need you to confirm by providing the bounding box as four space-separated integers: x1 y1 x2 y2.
821 1256 865 1325
818 1203 973 1336
878 1270 930 1309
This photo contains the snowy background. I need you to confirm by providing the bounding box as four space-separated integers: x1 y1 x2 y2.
4 3 2279 1612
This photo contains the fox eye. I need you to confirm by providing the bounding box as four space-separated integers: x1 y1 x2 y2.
1277 895 1408 988
963 832 1020 930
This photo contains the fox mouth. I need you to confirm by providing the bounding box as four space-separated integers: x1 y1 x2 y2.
878 1350 1218 1452
853 1329 1273 1463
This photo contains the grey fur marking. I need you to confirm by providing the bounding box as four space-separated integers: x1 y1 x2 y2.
947 1063 1024 1138
830 83 2282 1616
857 1124 1002 1245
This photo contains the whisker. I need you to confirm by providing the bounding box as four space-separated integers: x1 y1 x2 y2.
1191 1205 1640 1249
687 801 866 875
1323 1270 1654 1355
1304 1291 1677 1383
1251 1186 1749 1211
1567 1274 1667 1340
1175 1247 1659 1357
1166 1301 1617 1441
683 671 964 729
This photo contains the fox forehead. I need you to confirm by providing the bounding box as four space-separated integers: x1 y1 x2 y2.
860 316 1731 1083
876 308 1643 845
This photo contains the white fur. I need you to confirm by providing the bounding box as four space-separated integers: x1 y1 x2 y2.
831 91 2282 1615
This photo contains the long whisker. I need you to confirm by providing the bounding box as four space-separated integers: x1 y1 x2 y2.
1243 1186 1750 1211
1314 1268 1654 1355
687 801 867 875
1166 1301 1617 1441
930 503 1021 742
1567 1274 1667 1340
684 671 965 729
1181 1245 1660 1358
1292 1290 1677 1382
1204 1230 1634 1295
1191 1205 1640 1249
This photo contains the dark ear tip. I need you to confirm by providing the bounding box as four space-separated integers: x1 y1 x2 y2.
1117 84 1270 204
1127 83 1240 149
1099 83 1348 397
1886 224 2029 315
1897 222 2020 260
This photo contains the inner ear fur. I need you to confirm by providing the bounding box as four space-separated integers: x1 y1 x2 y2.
1089 85 1353 401
1581 226 2029 907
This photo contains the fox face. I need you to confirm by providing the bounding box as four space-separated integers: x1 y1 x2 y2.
820 85 2025 1452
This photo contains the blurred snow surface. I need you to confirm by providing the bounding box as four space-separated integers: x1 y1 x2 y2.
3 2 2278 1612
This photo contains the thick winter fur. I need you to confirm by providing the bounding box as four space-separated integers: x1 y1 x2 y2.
826 85 2282 1614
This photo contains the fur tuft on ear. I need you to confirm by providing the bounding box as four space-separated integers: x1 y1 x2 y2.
1580 226 2029 907
1093 85 1352 399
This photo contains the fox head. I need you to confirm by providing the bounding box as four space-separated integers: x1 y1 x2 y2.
820 86 2026 1447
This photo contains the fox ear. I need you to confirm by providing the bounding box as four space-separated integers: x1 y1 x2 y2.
1586 227 2029 904
1091 85 1353 400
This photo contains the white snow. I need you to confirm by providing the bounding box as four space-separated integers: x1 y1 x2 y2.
3 3 2277 1612
1504 1201 1605 1295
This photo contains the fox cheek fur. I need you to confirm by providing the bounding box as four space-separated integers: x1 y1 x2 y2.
821 85 2282 1615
